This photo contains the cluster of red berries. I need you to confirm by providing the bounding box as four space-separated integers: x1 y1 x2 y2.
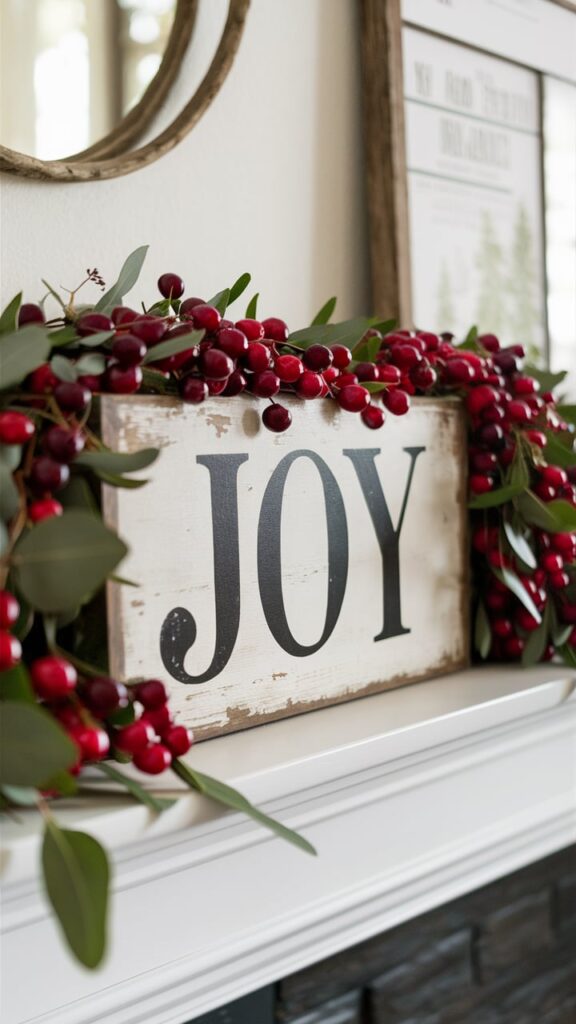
0 409 84 521
0 589 192 775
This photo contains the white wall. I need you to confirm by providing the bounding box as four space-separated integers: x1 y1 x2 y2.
0 0 370 330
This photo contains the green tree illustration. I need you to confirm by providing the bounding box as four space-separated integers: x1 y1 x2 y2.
436 259 455 330
475 210 506 336
507 202 539 353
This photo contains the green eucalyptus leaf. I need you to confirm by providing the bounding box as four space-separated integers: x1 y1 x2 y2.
523 364 567 393
544 432 576 468
75 447 159 474
0 701 77 786
0 325 51 390
74 330 115 349
521 603 550 667
508 448 530 489
557 404 576 426
228 273 251 306
552 623 573 647
43 771 78 797
140 368 178 394
94 246 148 314
0 664 35 702
0 443 23 472
364 381 388 393
1 784 38 806
142 330 202 365
474 601 491 659
0 519 8 556
469 482 525 509
517 490 559 531
491 566 542 624
146 298 172 317
0 463 20 521
311 296 337 326
59 475 98 513
50 355 77 383
289 317 378 352
559 643 576 668
98 762 174 812
464 325 478 345
48 325 81 347
41 279 66 309
546 500 576 531
172 761 316 856
12 510 128 613
96 471 148 489
74 353 107 376
371 318 397 335
0 293 22 334
502 520 537 570
206 288 230 315
245 293 259 319
42 818 109 969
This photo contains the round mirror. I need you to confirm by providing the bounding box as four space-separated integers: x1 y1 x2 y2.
0 0 250 180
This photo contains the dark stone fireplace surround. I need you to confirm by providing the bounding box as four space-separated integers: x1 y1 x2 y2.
194 845 576 1024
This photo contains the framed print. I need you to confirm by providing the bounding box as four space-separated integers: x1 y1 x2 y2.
360 0 576 389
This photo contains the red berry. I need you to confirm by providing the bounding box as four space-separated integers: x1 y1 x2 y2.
262 404 292 433
222 370 247 396
411 363 437 390
77 374 103 393
541 465 568 489
71 725 110 762
355 362 380 382
416 331 440 351
201 348 234 381
54 381 91 412
504 635 525 657
252 370 280 398
389 343 422 372
303 345 333 372
274 354 303 383
466 386 499 417
492 618 513 638
44 426 85 463
551 532 576 556
106 365 143 394
296 371 324 399
549 571 570 589
207 379 227 396
506 399 532 423
158 273 185 299
0 630 21 670
111 306 138 326
361 404 385 429
512 375 538 395
131 315 168 345
29 456 70 494
29 363 59 395
180 297 205 318
534 481 557 502
235 318 264 341
261 317 288 342
378 364 402 386
18 303 45 326
164 724 193 757
470 474 494 495
112 334 147 368
133 743 172 774
335 372 359 388
472 525 498 553
243 342 271 373
330 345 352 369
382 388 410 416
115 719 155 754
29 498 63 522
337 384 370 413
218 327 249 359
83 677 129 717
136 679 167 709
31 656 77 698
77 313 114 336
323 366 340 385
526 430 547 448
0 411 35 445
141 704 172 733
181 377 208 404
541 552 564 573
478 333 500 352
192 304 222 332
471 451 498 472
0 591 20 629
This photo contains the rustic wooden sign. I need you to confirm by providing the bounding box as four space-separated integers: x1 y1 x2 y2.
102 395 468 740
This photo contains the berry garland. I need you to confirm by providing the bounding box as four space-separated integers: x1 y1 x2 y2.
0 247 575 969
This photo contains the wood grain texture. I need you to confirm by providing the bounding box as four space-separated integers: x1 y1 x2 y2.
0 0 250 182
359 0 412 323
101 394 468 740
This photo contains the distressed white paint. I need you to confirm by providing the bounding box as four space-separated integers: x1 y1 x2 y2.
102 395 467 738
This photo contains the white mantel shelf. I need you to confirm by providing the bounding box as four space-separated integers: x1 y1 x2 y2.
1 665 576 1024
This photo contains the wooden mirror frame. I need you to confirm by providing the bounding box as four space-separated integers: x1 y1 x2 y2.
0 0 250 182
